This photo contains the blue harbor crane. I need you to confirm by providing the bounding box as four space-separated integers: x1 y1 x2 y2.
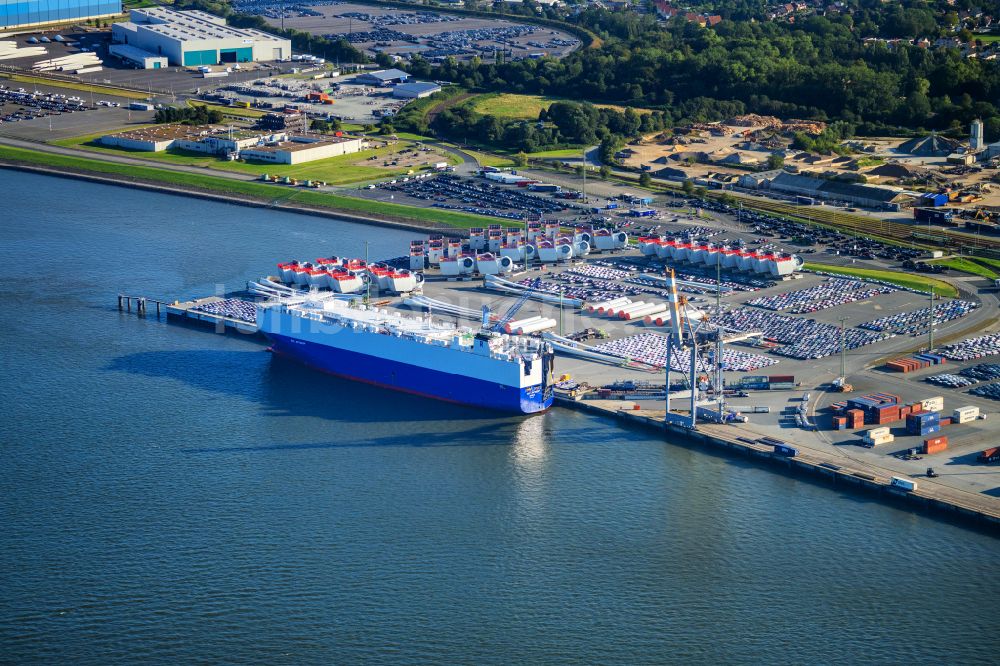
482 289 534 332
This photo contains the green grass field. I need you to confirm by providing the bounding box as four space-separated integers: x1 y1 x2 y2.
187 100 268 119
468 93 652 121
390 131 436 142
462 149 515 168
527 148 585 159
51 134 460 185
804 262 959 298
973 34 1000 43
931 256 1000 279
0 144 497 229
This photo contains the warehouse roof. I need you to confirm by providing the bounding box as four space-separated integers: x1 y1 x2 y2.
817 180 906 203
245 135 362 153
359 68 409 82
123 7 285 44
393 81 441 96
770 172 825 193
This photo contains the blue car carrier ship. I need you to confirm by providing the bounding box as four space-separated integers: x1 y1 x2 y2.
256 296 555 414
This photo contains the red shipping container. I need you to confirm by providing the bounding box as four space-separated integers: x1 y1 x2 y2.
940 417 951 426
924 437 948 455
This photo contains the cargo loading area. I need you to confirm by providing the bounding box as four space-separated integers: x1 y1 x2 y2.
404 255 1000 503
159 221 1000 508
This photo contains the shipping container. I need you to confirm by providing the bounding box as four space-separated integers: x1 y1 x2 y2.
952 406 980 423
921 396 944 412
864 434 894 447
890 476 917 492
773 444 798 457
924 436 948 455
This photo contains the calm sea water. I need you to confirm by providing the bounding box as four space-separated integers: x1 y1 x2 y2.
1 171 997 664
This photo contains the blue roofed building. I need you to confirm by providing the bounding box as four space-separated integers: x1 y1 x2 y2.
2 0 122 30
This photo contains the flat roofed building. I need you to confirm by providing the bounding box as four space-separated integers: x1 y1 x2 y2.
356 68 409 86
100 124 285 154
392 81 441 99
111 7 290 67
2 0 121 30
108 43 168 69
240 135 365 164
100 124 365 163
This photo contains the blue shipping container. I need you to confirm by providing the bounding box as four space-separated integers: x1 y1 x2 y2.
773 444 798 457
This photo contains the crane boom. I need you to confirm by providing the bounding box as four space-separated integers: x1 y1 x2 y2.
490 289 534 332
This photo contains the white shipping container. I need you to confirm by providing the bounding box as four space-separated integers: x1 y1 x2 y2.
921 396 944 412
890 476 917 492
952 406 980 423
866 434 895 446
864 427 890 440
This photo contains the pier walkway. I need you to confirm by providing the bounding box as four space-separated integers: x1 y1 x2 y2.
559 396 1000 530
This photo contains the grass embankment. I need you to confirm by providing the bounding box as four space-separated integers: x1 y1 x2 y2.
804 262 959 298
930 256 1000 280
526 148 587 159
0 73 149 100
51 134 460 185
0 144 495 229
463 149 515 168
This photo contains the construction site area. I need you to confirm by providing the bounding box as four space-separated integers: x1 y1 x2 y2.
622 114 1000 223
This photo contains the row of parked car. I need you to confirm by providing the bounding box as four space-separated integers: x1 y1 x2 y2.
0 85 91 124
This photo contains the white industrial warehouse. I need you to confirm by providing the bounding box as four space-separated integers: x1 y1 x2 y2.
111 7 290 67
99 124 365 164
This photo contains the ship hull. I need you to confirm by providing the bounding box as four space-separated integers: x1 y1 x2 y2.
266 333 553 414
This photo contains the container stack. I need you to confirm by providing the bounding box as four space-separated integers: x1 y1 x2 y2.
952 406 980 424
833 415 848 430
884 353 947 372
923 435 949 455
920 396 944 412
907 411 941 436
846 393 902 425
863 427 895 447
846 408 865 429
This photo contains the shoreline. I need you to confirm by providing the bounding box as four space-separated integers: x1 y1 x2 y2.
559 396 1000 534
0 160 466 237
12 160 1000 534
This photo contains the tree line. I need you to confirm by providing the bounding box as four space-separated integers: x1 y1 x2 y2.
403 5 1000 140
155 105 224 125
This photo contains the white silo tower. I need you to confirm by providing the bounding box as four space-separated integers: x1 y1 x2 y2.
971 118 984 151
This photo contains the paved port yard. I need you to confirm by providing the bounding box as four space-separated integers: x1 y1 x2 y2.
155 227 1000 523
399 248 1000 507
273 3 580 62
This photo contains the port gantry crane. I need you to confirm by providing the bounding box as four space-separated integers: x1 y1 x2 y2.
482 288 534 332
